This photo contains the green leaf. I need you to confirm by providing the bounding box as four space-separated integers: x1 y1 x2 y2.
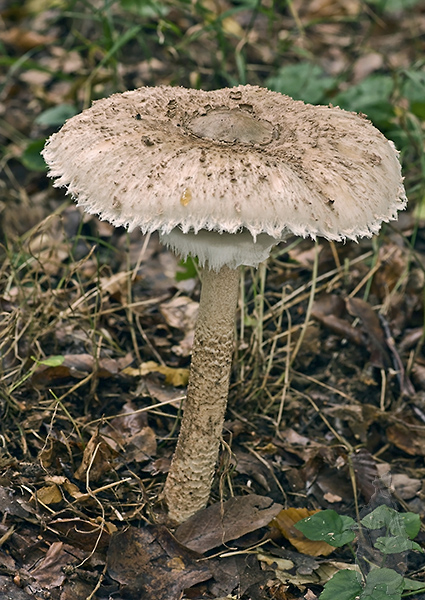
295 510 355 547
35 104 79 127
402 69 425 104
267 62 337 105
410 102 425 119
366 0 423 12
21 139 48 172
319 569 362 600
360 505 404 533
374 535 424 554
403 577 425 591
333 74 394 128
32 355 65 367
399 512 421 540
361 568 404 600
361 506 421 540
176 256 198 281
119 0 169 17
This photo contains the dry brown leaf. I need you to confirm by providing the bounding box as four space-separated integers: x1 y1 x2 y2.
32 353 129 387
35 484 62 505
346 297 391 369
273 508 334 557
160 296 198 330
175 495 282 554
107 526 211 600
386 419 425 456
49 517 111 551
74 432 116 482
350 448 379 502
391 473 422 499
31 542 69 589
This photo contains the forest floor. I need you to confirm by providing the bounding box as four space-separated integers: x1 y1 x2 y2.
1 0 425 598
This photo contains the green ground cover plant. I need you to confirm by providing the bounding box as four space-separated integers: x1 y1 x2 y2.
296 506 425 600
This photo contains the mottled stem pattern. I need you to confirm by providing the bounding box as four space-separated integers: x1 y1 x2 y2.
164 265 240 524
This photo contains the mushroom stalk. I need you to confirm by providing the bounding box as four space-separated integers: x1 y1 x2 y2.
164 264 240 524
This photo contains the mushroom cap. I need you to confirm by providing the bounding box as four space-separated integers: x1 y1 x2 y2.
42 84 406 269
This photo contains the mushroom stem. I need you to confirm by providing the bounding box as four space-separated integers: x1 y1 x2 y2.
164 264 241 524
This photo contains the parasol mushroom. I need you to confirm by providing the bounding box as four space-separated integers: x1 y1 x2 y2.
42 85 406 524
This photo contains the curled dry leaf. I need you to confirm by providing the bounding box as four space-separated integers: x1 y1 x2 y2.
31 542 70 589
104 401 157 461
74 432 117 482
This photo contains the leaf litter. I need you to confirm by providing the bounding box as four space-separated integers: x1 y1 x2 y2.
1 1 425 598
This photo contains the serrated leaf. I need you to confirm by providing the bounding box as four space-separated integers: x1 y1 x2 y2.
361 568 403 600
319 569 362 600
295 510 355 547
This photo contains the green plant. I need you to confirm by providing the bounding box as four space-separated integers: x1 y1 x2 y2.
295 507 425 600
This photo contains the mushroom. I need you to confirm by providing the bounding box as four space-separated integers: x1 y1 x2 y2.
42 85 406 524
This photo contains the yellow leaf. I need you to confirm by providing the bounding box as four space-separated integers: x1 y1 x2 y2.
36 484 63 505
123 362 189 387
273 507 335 557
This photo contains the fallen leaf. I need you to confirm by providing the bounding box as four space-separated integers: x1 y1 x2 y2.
105 401 157 461
273 508 335 557
32 353 128 387
49 517 111 551
31 542 70 589
107 526 211 599
386 418 425 456
123 361 189 386
346 297 391 369
391 473 422 499
160 295 198 331
175 495 282 554
34 484 62 505
350 448 379 502
74 432 116 482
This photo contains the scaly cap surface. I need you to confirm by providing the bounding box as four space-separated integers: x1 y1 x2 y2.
42 85 407 268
